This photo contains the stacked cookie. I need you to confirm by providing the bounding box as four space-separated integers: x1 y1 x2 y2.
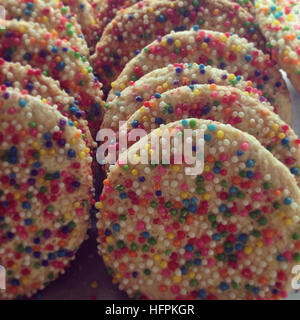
94 0 300 300
0 1 105 299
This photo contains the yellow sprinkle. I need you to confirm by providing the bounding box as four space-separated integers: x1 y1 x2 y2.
256 241 263 248
168 233 175 240
204 165 210 172
95 202 103 209
32 141 39 149
21 278 29 286
49 149 56 156
217 130 224 139
120 83 126 90
279 212 286 219
228 74 235 80
193 89 199 95
203 193 211 201
181 192 188 199
162 83 168 89
103 255 109 262
201 42 208 49
139 106 145 113
15 193 21 200
73 202 80 208
154 254 161 261
64 212 71 220
161 261 167 268
111 82 116 88
285 218 292 225
106 236 113 244
188 271 195 279
173 275 182 283
173 165 180 172
278 133 285 139
269 131 275 138
131 169 138 176
175 40 181 48
79 151 86 159
244 246 253 255
160 39 167 46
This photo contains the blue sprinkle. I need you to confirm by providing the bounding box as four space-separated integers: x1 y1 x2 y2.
204 134 211 142
131 120 139 128
68 149 76 158
213 233 221 241
185 244 194 252
284 197 292 205
113 224 120 232
238 234 248 243
19 99 27 108
182 119 188 127
246 159 255 168
219 282 229 291
198 289 206 299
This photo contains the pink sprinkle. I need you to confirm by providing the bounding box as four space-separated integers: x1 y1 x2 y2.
220 153 228 161
207 258 215 267
241 142 249 151
181 183 188 191
204 173 214 180
136 221 145 231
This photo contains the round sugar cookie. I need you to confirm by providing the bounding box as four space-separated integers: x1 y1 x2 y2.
103 63 291 129
91 0 265 90
106 29 290 120
0 60 94 148
254 0 300 93
96 119 300 300
120 85 300 184
0 20 104 135
0 88 93 299
62 0 99 47
0 0 89 56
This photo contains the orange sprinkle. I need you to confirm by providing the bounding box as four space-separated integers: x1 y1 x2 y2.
103 179 110 186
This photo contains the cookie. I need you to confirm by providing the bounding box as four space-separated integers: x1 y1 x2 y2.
119 84 300 184
96 118 300 299
0 0 89 56
0 59 94 148
103 63 291 130
0 88 93 299
0 20 104 135
62 0 99 47
254 0 300 93
107 29 290 121
91 0 266 90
